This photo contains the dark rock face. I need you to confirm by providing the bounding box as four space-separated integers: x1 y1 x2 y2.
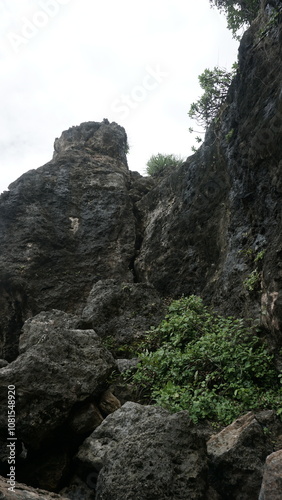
81 279 166 353
0 310 115 449
259 449 282 500
135 3 282 349
75 402 208 500
0 2 281 499
0 310 116 490
0 120 137 361
207 411 282 500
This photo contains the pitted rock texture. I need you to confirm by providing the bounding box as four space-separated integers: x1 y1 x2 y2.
75 402 208 500
0 120 137 361
259 449 282 500
134 3 282 350
0 310 115 451
0 476 69 500
207 411 282 500
81 279 166 353
53 119 128 165
0 2 281 499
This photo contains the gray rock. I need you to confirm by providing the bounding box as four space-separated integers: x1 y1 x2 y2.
0 475 69 499
81 279 166 353
60 475 96 500
259 449 282 500
53 119 128 165
133 7 282 348
76 401 208 500
0 310 116 450
0 120 137 361
207 412 280 499
116 358 139 373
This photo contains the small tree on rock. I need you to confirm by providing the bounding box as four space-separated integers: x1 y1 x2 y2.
188 66 235 128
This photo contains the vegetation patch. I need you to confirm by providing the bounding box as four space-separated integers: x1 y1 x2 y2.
188 66 236 128
126 296 282 425
146 153 184 176
209 0 260 39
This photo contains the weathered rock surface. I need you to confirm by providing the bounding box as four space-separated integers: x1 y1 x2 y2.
0 120 137 361
81 279 166 353
0 2 281 499
259 449 282 500
0 310 115 449
75 401 208 500
134 2 282 351
0 476 69 500
0 310 116 489
207 411 282 499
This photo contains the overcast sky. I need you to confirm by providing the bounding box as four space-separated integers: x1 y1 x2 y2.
0 0 239 193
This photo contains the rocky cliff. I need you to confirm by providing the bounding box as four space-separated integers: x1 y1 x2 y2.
0 1 282 499
135 3 282 350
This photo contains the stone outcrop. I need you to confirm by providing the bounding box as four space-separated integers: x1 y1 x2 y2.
0 310 116 490
0 310 115 450
0 120 138 361
81 279 166 354
259 449 282 499
0 1 281 498
75 402 208 500
207 411 282 499
134 2 282 352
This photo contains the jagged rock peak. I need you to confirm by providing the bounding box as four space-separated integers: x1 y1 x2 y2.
53 119 129 165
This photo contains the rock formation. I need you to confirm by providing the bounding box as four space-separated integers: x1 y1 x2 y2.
0 1 282 498
74 402 208 500
135 5 282 348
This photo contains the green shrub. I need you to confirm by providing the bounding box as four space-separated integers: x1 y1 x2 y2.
209 0 260 38
146 153 184 176
129 296 282 425
188 66 235 128
243 269 261 291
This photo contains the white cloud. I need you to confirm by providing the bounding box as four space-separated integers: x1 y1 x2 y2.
0 0 239 192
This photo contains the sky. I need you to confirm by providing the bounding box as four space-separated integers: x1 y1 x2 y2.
0 0 239 193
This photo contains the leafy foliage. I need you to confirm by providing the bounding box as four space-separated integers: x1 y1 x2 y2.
209 0 260 38
146 153 184 176
188 67 235 128
243 269 261 291
129 296 282 425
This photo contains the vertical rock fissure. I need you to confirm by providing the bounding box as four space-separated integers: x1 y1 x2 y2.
128 203 146 284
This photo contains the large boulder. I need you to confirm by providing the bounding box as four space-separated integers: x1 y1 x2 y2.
259 449 282 500
207 411 282 499
75 401 208 500
0 310 116 456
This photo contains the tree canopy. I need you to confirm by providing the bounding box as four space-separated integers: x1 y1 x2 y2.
209 0 260 37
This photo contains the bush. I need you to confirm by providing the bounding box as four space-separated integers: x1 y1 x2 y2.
146 153 184 176
129 296 282 425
